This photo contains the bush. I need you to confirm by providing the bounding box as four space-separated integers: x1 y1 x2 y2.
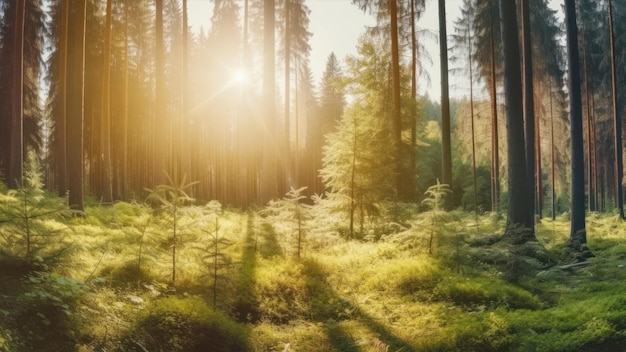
122 297 248 352
434 276 542 310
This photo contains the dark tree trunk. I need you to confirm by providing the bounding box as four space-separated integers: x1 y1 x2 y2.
521 0 535 226
389 0 404 196
489 0 500 214
262 0 277 202
564 0 586 243
499 0 533 234
67 0 87 211
8 1 25 189
154 0 165 186
100 0 113 203
439 0 452 188
608 0 624 219
56 0 69 197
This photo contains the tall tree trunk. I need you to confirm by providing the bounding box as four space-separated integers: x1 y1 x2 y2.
499 0 533 234
262 0 277 202
181 0 190 185
121 0 129 198
67 0 87 211
410 0 418 199
8 1 25 189
284 0 291 191
564 0 586 243
389 0 403 196
489 0 499 214
550 80 556 220
56 0 69 196
468 9 478 228
608 0 624 219
521 0 535 226
439 0 452 188
100 0 113 203
154 0 165 186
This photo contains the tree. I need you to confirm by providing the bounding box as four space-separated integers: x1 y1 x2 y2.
100 0 113 204
521 0 536 224
66 0 87 212
499 0 533 236
320 37 396 237
263 0 278 202
146 173 197 286
306 53 343 196
564 0 587 246
439 0 453 188
608 0 624 219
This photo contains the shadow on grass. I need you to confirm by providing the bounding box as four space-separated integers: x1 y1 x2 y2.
233 211 261 323
301 258 417 352
258 221 283 258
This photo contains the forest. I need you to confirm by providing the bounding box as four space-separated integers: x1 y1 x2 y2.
0 0 625 351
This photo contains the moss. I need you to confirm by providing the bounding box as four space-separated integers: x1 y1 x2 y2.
123 297 248 352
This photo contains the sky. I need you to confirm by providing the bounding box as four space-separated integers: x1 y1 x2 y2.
188 0 562 101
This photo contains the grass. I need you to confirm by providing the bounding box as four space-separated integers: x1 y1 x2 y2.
1 198 626 351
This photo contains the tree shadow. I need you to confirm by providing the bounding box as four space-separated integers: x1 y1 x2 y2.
233 211 261 323
258 221 283 258
301 258 417 352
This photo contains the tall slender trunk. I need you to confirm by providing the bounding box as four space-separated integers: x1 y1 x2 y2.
8 1 25 189
500 0 532 233
154 0 165 186
67 0 87 211
439 0 452 187
56 0 69 196
410 0 418 198
550 80 556 220
389 0 403 196
564 0 587 243
489 1 499 213
284 0 291 191
262 0 277 202
608 0 624 219
521 0 535 226
100 0 113 203
468 10 478 229
122 0 129 198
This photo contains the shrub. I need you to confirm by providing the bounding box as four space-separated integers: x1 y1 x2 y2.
123 297 248 352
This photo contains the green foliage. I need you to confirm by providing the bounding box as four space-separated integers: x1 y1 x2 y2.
5 272 85 352
145 173 198 286
125 296 248 352
196 200 234 308
320 36 404 238
263 187 311 257
0 150 71 259
418 180 459 254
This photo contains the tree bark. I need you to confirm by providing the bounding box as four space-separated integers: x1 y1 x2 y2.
564 0 586 243
262 0 278 202
608 0 624 219
67 0 87 211
439 0 452 188
499 0 533 234
100 0 113 203
8 1 25 189
521 0 535 226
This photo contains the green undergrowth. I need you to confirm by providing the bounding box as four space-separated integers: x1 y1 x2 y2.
1 195 626 351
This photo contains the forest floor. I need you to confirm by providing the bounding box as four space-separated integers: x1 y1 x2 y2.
1 200 626 352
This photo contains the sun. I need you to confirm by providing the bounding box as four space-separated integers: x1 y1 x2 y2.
233 68 248 85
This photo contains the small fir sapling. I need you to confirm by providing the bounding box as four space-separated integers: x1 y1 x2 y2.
419 180 457 255
145 172 198 286
196 200 233 308
0 150 71 260
263 187 311 258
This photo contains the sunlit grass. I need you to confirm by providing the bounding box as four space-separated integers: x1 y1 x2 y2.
3 194 626 351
